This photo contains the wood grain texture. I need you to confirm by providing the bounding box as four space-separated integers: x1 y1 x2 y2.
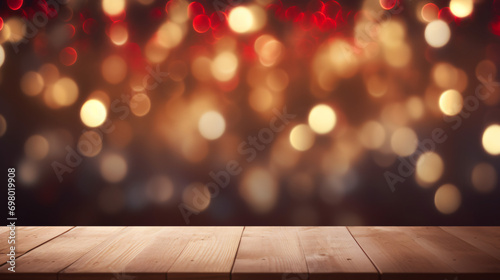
0 227 124 280
0 226 499 280
298 227 378 280
0 226 73 265
232 227 308 280
168 227 244 280
348 227 457 280
441 226 500 261
401 227 500 278
349 226 500 280
60 227 164 280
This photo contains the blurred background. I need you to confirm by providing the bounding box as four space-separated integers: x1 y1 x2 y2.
0 0 499 226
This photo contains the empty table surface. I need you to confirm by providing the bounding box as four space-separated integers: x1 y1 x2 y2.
1 226 499 280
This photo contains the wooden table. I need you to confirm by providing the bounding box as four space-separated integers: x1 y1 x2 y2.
1 227 499 280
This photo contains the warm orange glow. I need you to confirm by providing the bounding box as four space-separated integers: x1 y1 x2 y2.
80 99 107 127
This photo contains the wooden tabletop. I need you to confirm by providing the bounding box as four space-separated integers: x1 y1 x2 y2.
0 227 499 280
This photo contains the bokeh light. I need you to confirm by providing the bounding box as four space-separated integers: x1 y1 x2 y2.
102 0 125 16
308 104 337 134
182 183 210 212
0 46 5 68
390 127 418 156
471 163 497 193
425 20 450 48
379 0 397 10
434 184 462 214
211 52 238 82
449 0 473 18
1 0 498 225
482 124 500 155
146 175 174 204
100 153 128 183
20 72 44 96
439 89 463 116
240 167 278 213
102 55 127 84
59 47 77 66
228 7 254 33
25 135 49 160
416 152 444 186
109 22 129 46
249 88 273 112
290 124 315 151
198 111 226 140
77 131 103 157
45 77 79 108
359 121 385 150
7 0 23 11
130 93 152 117
80 99 107 127
421 3 439 22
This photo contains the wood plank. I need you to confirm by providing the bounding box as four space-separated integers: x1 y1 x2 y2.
0 227 73 260
349 227 500 280
349 227 456 280
232 227 309 280
168 227 244 280
441 227 500 261
121 227 197 279
60 227 165 280
0 227 124 280
0 227 9 235
401 227 500 278
298 227 378 280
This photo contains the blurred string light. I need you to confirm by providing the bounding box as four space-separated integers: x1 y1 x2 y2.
59 47 77 66
449 0 473 18
7 0 23 11
102 55 127 84
24 135 49 161
0 46 5 68
421 3 439 22
80 99 107 127
239 167 278 213
102 0 125 16
416 152 444 186
290 124 315 151
77 131 103 157
44 77 79 108
425 20 450 48
439 89 463 116
198 111 226 140
109 21 128 46
308 104 337 134
390 127 418 156
146 175 174 204
228 7 255 33
482 124 500 155
471 163 497 193
100 153 128 183
358 121 385 150
434 184 462 214
130 93 152 117
0 0 498 221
